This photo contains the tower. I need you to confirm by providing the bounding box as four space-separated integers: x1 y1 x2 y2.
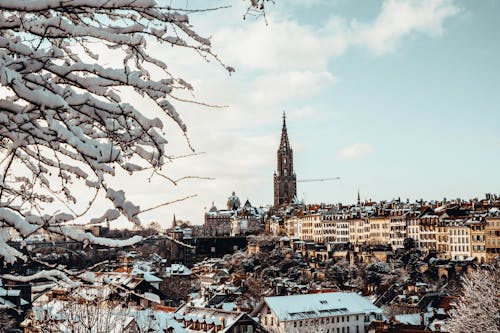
274 112 297 208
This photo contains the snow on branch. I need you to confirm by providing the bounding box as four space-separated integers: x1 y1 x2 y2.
0 0 269 278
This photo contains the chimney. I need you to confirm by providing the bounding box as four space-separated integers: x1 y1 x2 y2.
220 317 225 329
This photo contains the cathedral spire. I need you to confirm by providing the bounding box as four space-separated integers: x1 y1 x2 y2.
274 111 296 208
171 214 177 229
280 111 289 149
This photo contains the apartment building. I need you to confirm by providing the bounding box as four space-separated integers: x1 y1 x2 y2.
368 216 390 246
419 210 438 251
349 219 370 245
259 292 383 333
389 211 408 251
448 220 470 260
485 216 500 264
467 217 487 264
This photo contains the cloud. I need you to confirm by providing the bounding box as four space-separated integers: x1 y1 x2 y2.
96 1 461 226
337 143 375 160
356 0 461 55
250 70 335 106
213 0 461 72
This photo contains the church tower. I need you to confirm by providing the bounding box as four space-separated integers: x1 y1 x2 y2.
274 112 297 208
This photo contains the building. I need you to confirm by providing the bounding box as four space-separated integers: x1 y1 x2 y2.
448 220 470 260
175 305 268 333
204 192 264 237
467 216 487 263
389 210 408 251
257 292 383 333
485 216 500 263
368 216 390 246
274 112 297 208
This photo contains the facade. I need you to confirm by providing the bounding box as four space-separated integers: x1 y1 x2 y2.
418 212 438 252
175 305 266 333
258 292 383 333
335 220 350 244
485 216 500 263
274 113 297 208
368 217 391 246
299 214 322 242
467 217 487 263
407 214 420 247
204 193 264 237
436 223 450 259
448 220 470 260
389 211 408 251
349 219 370 245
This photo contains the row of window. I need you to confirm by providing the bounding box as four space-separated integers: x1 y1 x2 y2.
450 245 469 252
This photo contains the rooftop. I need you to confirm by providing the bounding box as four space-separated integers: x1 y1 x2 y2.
264 292 382 322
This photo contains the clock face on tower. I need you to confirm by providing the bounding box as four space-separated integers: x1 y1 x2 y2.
274 113 297 208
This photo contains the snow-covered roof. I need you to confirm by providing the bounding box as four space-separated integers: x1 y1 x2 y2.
395 313 420 325
264 292 382 322
165 264 192 276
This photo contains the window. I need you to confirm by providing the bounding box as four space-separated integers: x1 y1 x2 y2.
294 322 297 328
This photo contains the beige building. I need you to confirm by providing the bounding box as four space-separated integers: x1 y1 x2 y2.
436 223 450 259
485 216 500 264
467 217 487 264
389 211 408 251
299 214 323 242
349 219 370 245
368 216 391 246
419 212 438 252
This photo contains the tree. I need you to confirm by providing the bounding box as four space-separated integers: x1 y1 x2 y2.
26 289 140 332
403 237 416 252
0 1 266 283
0 310 16 332
447 269 500 333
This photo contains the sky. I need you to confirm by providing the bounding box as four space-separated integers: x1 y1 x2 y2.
109 0 500 228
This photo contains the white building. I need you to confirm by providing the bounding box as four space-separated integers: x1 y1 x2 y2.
448 220 471 260
258 292 383 333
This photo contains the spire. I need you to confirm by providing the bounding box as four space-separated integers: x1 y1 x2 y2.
357 189 361 205
172 214 177 229
280 111 289 149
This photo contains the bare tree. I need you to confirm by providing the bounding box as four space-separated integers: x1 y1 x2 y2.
28 295 138 333
447 269 500 333
0 0 266 283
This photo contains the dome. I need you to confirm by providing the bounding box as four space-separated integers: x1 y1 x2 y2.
209 201 218 213
227 191 241 210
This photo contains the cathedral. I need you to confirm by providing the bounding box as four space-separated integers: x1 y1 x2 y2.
273 112 297 208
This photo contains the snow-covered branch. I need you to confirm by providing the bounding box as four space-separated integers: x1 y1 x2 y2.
0 0 268 268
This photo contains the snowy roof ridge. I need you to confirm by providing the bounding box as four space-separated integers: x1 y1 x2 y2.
264 292 382 322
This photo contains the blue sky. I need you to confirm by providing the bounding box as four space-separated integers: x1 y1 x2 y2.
118 0 500 226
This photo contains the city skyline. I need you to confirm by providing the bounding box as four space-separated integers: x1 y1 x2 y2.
104 0 500 228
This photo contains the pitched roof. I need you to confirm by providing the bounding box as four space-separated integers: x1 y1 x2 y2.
264 292 382 322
